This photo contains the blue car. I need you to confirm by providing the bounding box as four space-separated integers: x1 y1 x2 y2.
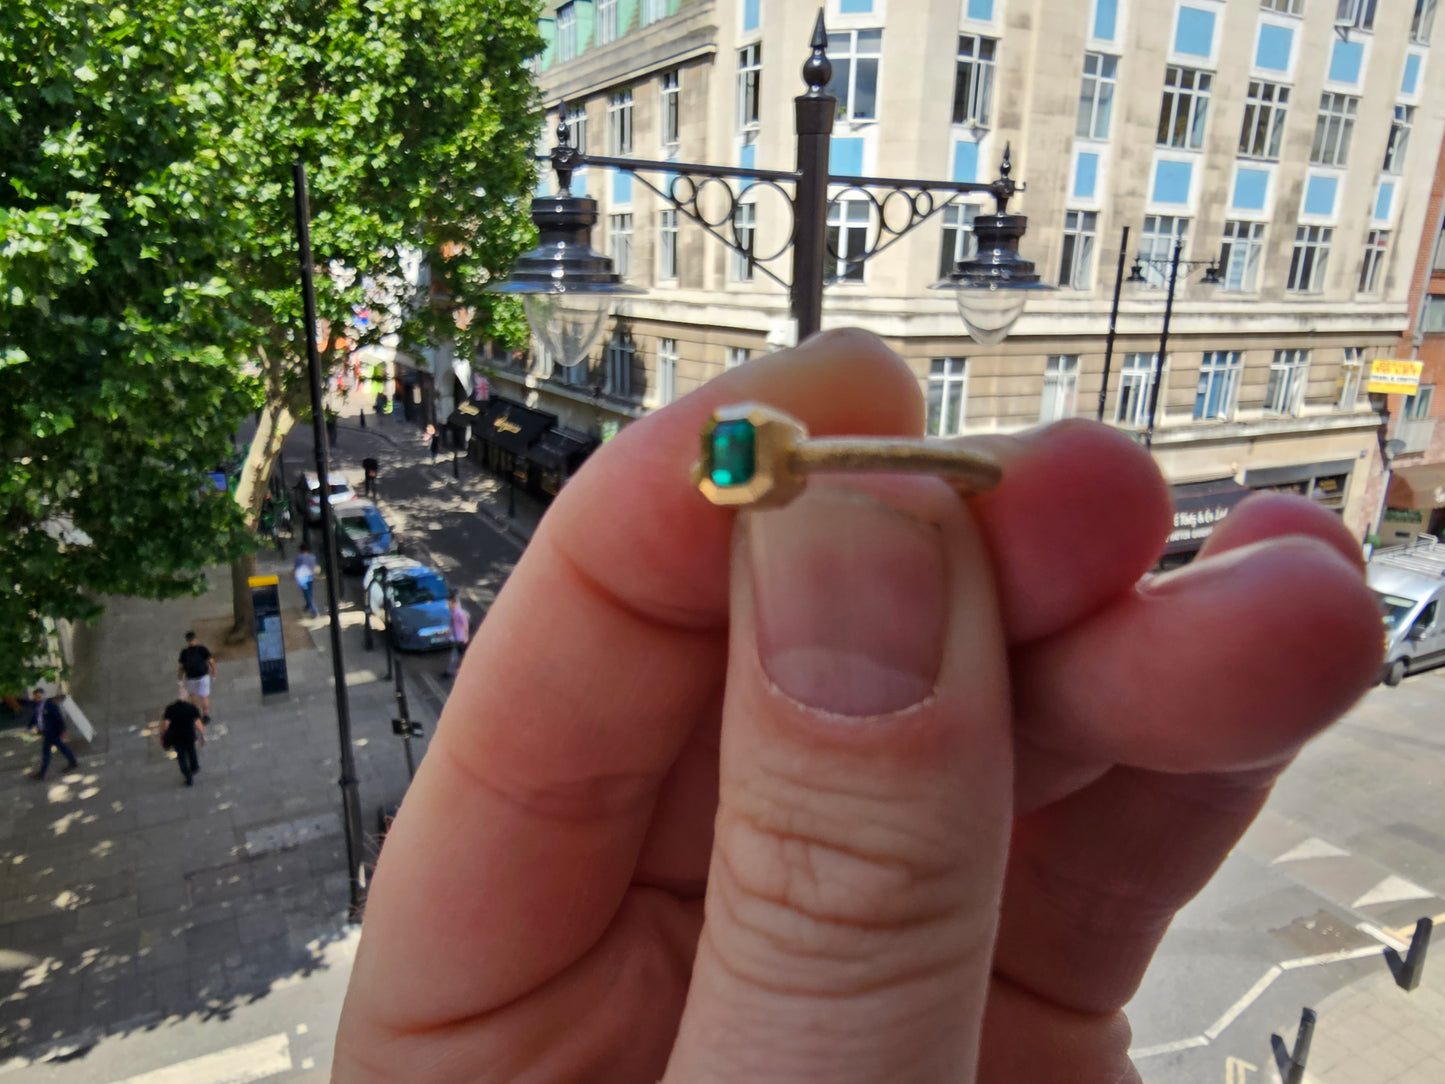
362 557 453 652
332 500 395 573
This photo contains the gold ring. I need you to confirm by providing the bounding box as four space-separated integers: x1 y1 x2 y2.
692 402 1003 509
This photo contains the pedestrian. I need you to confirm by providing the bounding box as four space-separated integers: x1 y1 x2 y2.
176 631 217 723
445 593 470 678
374 391 388 419
362 456 379 499
424 424 440 463
159 690 205 786
294 543 320 616
26 688 79 781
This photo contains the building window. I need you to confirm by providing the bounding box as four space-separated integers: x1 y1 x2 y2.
1194 351 1242 420
609 213 633 278
1058 210 1097 289
557 3 577 61
939 204 979 279
1414 0 1438 43
567 103 588 154
731 203 756 281
608 88 633 154
825 28 882 121
1311 93 1357 167
954 34 997 126
827 199 870 281
1116 354 1158 428
1158 66 1211 150
1338 347 1364 410
1040 355 1080 423
660 70 680 152
1405 384 1435 419
561 354 589 385
1221 220 1265 292
1359 230 1388 293
642 0 668 26
927 357 969 436
658 208 678 281
737 43 762 131
726 347 751 369
1239 81 1289 160
1336 0 1377 31
1424 296 1445 333
657 338 677 405
1139 215 1189 288
605 331 635 397
1288 225 1331 293
1262 0 1304 12
1265 349 1309 415
1076 52 1117 139
1383 105 1413 174
597 0 619 45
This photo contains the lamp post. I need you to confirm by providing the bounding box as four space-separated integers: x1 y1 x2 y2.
491 11 1049 358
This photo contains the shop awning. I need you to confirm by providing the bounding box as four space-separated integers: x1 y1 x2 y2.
529 428 599 472
1388 464 1445 510
473 397 557 457
445 399 486 431
1165 478 1253 554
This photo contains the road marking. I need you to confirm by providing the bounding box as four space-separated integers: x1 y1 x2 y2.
1351 874 1434 909
1129 1036 1209 1059
1204 966 1280 1039
1356 921 1409 952
109 1033 291 1084
1278 944 1381 970
1225 1055 1258 1084
1271 837 1350 864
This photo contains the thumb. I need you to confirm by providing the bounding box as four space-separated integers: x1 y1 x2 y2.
665 479 1013 1082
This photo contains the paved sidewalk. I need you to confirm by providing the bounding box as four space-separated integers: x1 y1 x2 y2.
0 548 440 1065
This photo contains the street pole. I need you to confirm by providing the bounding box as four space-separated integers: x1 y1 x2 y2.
292 162 367 922
1144 239 1183 451
1097 224 1130 423
391 639 417 781
789 12 835 342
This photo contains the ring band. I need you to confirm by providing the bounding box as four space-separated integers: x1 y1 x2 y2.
692 402 1003 509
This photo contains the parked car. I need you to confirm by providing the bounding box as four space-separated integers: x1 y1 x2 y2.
1369 536 1445 685
295 470 356 524
331 500 396 572
362 557 452 651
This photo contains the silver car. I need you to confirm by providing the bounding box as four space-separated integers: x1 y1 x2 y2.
1369 539 1445 685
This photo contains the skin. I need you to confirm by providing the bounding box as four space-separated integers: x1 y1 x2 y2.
332 330 1383 1083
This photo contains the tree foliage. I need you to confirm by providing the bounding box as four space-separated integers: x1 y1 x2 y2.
0 0 542 688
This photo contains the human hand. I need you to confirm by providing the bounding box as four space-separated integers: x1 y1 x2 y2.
333 331 1381 1082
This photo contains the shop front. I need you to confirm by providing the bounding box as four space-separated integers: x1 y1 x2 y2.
1383 464 1445 544
1160 478 1254 570
469 397 558 489
528 428 600 497
1244 460 1355 514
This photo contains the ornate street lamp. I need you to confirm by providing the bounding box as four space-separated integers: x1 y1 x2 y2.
491 12 1049 355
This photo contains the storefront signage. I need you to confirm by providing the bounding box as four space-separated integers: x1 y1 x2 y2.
494 416 523 435
600 419 621 443
1384 508 1426 525
1368 359 1424 396
1168 505 1232 547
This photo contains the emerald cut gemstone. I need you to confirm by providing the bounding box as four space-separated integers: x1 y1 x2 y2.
706 418 756 486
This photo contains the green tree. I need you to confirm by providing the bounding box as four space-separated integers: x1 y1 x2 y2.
209 0 542 631
0 1 255 691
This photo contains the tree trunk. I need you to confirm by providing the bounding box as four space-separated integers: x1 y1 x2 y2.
228 551 258 644
229 394 299 637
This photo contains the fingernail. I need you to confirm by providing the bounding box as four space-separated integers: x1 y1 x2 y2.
749 486 945 716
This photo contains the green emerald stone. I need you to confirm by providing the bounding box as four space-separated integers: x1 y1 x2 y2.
706 419 756 486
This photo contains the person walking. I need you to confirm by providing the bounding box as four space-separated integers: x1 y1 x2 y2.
362 456 379 499
177 631 217 723
424 424 440 463
26 688 79 780
160 691 205 786
445 593 470 679
294 544 320 617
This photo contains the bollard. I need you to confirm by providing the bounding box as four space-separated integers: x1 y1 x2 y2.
1271 1007 1315 1084
1386 917 1433 992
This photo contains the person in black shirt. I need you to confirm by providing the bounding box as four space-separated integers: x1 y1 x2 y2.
362 456 379 498
176 631 216 722
160 696 205 786
27 688 79 781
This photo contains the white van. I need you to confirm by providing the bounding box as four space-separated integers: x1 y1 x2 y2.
1369 536 1445 686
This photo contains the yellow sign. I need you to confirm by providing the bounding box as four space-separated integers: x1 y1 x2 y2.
494 416 522 434
1368 358 1424 396
247 575 279 588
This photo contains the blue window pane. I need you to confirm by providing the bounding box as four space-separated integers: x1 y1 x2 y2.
1152 159 1192 205
952 140 979 183
1255 24 1292 72
1304 174 1338 217
612 171 632 204
1073 152 1099 200
831 136 865 176
966 0 993 20
1328 39 1363 84
840 0 872 12
1093 0 1118 41
1375 181 1395 223
1232 167 1269 211
1403 53 1422 96
738 142 756 189
1174 6 1215 58
743 0 759 31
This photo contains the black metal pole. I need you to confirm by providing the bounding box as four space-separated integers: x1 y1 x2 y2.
1097 225 1129 422
789 13 835 342
392 643 417 781
292 162 367 921
1144 240 1182 451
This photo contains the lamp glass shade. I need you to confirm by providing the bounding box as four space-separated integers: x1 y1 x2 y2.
952 284 1030 347
523 290 613 370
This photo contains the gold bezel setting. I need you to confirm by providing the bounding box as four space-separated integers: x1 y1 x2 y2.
692 403 807 508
